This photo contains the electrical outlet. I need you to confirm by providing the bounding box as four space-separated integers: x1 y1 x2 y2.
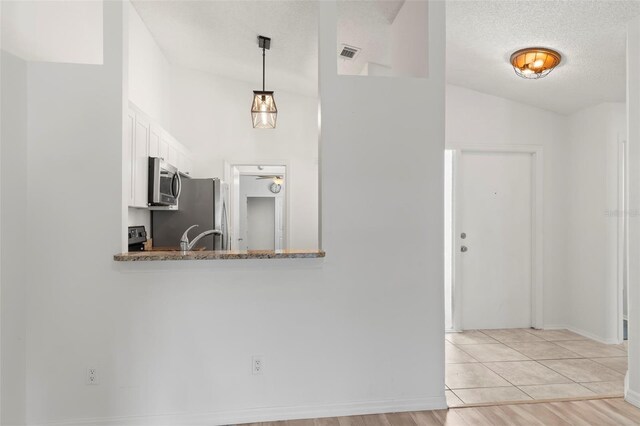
252 356 263 375
86 367 98 385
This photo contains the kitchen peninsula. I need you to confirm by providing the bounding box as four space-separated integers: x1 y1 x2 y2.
114 249 325 261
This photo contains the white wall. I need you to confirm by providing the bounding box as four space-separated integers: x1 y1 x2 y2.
170 66 319 249
446 84 626 343
391 0 428 78
443 150 453 330
128 1 171 130
446 84 570 328
1 50 28 426
566 103 625 343
24 3 124 423
10 1 446 425
0 0 102 65
625 15 640 407
337 1 427 78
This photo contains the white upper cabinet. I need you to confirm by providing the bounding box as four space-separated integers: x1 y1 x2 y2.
133 114 150 208
149 124 161 158
167 145 178 168
125 108 136 206
125 102 194 209
159 137 169 162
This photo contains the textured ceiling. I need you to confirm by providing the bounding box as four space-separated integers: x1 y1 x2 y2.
337 0 405 75
132 0 404 95
447 0 640 114
134 0 640 113
131 0 319 96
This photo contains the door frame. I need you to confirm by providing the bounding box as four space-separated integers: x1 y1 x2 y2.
224 161 290 250
617 135 628 344
450 145 544 331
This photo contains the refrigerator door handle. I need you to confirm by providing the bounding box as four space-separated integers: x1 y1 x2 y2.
223 199 230 250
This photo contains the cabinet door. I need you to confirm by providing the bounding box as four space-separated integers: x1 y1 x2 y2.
183 156 194 177
167 145 178 168
159 137 170 162
133 116 150 208
177 151 186 173
149 125 161 158
125 109 136 207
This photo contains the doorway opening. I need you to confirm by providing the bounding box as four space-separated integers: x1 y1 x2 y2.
225 163 288 251
444 150 454 332
619 137 629 345
443 147 627 406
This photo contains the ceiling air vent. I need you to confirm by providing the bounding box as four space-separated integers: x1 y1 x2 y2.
339 44 361 60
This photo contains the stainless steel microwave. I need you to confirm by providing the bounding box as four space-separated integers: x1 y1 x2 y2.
148 157 181 209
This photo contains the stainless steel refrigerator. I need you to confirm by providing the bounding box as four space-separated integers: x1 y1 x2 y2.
152 178 228 250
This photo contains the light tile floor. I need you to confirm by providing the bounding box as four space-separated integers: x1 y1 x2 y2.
445 329 628 406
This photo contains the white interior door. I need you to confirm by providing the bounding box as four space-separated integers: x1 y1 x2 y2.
455 151 533 330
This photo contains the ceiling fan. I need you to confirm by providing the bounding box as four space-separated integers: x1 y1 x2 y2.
254 174 284 194
254 175 284 185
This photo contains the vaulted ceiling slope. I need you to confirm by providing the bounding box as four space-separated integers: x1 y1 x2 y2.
447 0 640 114
131 0 320 96
131 0 408 97
134 0 640 114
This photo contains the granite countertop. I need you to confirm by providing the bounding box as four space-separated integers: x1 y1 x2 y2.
114 249 325 261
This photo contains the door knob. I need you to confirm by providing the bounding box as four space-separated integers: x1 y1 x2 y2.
461 246 468 252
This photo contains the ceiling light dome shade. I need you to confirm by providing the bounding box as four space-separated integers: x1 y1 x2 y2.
510 48 561 79
251 91 277 129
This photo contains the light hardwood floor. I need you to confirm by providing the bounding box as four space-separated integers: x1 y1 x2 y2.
243 397 640 425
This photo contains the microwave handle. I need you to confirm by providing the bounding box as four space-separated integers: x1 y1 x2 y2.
173 172 182 199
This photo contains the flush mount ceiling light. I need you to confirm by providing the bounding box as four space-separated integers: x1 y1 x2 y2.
251 35 277 129
510 47 561 79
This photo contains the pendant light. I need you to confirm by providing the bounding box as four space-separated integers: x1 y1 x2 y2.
251 36 277 129
510 47 561 79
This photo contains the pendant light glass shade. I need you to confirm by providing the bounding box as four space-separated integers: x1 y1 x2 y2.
510 48 561 79
251 90 277 129
252 36 277 129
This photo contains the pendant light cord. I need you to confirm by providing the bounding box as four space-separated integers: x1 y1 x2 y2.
262 46 266 91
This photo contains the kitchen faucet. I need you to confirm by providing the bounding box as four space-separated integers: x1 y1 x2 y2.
180 224 222 253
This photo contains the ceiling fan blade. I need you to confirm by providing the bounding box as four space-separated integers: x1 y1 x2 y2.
255 175 284 180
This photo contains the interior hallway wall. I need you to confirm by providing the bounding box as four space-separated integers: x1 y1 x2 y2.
446 85 626 343
445 84 570 328
625 15 640 407
23 2 125 423
16 1 446 424
0 50 28 426
565 103 626 343
128 1 171 130
0 0 103 65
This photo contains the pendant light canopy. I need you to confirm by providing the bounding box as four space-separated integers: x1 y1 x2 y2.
510 47 561 79
252 36 277 129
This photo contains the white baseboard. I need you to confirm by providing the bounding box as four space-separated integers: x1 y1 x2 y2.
542 324 619 345
625 387 640 409
29 396 447 426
